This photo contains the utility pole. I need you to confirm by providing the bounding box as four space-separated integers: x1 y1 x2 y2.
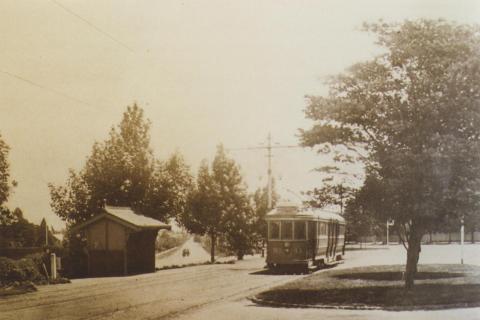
227 133 300 210
386 220 389 247
461 215 464 264
45 218 48 246
266 133 273 209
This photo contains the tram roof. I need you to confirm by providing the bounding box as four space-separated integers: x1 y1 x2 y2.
265 205 345 223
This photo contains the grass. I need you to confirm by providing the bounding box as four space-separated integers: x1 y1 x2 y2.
254 264 480 310
156 259 236 271
0 282 37 297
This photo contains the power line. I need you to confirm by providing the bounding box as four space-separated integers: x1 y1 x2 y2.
227 133 302 209
50 0 133 52
0 69 94 107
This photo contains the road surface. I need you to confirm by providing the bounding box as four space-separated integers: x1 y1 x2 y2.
0 255 300 320
155 237 214 268
1 244 479 319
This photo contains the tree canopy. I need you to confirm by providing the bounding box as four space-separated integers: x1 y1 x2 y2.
181 145 255 261
49 104 192 226
0 133 11 206
300 20 480 289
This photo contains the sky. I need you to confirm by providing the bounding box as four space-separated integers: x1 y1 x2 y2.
0 0 479 229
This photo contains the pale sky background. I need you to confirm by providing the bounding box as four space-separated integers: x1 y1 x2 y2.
0 0 479 229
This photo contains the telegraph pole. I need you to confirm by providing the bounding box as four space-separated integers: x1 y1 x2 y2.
266 133 273 209
461 215 465 264
227 133 300 210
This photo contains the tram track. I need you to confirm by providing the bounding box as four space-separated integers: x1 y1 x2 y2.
0 264 229 312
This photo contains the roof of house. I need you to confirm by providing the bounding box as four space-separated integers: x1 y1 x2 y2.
265 204 345 223
71 206 171 232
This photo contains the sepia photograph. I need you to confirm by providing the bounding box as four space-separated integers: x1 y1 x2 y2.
0 0 480 319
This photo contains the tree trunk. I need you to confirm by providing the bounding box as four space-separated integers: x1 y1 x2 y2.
237 250 244 260
472 228 476 244
210 232 216 263
405 231 422 290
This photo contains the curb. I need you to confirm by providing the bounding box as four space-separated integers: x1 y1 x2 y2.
248 296 480 311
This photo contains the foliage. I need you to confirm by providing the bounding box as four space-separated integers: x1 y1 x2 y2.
343 188 384 242
155 230 189 252
49 104 193 225
304 183 355 214
0 208 59 248
251 182 278 250
141 152 193 224
0 253 48 285
300 20 480 289
182 145 255 261
303 151 361 213
0 134 10 206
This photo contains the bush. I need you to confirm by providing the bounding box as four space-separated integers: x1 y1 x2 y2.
156 230 188 252
0 254 47 285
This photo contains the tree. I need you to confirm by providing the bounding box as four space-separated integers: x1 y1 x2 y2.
50 104 192 225
251 181 278 254
303 154 361 214
343 180 385 244
300 20 480 289
304 183 355 214
182 145 254 261
140 152 194 223
182 160 220 262
0 133 10 206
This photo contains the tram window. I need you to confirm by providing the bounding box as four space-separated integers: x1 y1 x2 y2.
269 222 280 239
318 222 327 235
281 221 293 239
294 221 306 239
308 221 316 239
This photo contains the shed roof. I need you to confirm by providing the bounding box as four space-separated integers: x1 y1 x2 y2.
265 204 345 223
71 206 171 232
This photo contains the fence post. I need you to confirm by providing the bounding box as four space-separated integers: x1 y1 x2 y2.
50 253 57 280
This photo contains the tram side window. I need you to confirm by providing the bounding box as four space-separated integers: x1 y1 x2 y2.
281 221 293 240
318 222 327 235
269 222 280 239
308 221 316 240
294 221 306 239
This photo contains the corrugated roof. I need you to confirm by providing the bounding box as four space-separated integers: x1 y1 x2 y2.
265 205 345 223
104 206 170 229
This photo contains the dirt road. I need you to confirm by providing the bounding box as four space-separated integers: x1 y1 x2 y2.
0 255 300 320
155 237 213 268
2 244 479 320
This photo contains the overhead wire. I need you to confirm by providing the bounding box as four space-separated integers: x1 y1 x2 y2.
0 69 94 107
50 0 134 52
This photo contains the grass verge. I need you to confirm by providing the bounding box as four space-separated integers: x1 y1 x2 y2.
253 264 480 310
156 259 236 271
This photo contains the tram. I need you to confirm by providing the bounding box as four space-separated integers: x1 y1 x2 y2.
265 203 345 270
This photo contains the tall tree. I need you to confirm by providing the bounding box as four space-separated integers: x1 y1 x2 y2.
49 104 192 225
83 103 153 209
0 133 11 206
300 20 480 289
304 152 361 214
140 152 193 223
182 145 254 262
252 181 278 254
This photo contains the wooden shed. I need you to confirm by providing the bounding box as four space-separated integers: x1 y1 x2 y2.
72 206 170 277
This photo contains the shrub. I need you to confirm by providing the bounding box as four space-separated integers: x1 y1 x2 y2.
156 230 188 252
0 254 46 285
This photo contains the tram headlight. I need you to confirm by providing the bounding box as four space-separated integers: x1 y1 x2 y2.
283 242 290 248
